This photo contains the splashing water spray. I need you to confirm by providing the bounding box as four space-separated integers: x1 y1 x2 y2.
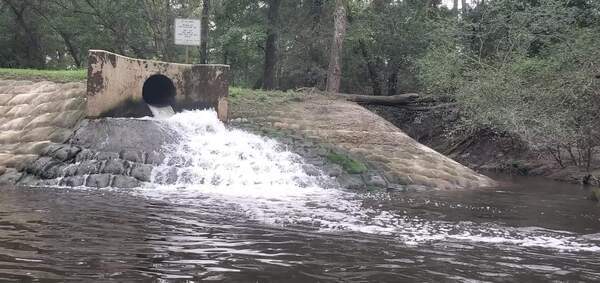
121 109 600 252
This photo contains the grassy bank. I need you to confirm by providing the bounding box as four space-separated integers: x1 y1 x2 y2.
228 87 308 119
0 68 86 82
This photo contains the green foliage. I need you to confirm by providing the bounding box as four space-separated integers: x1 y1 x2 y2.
0 0 204 69
1 0 599 172
417 24 465 99
418 0 600 170
0 0 450 92
327 151 367 174
212 1 267 87
0 68 86 82
344 0 439 95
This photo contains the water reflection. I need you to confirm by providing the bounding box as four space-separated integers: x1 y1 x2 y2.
0 180 599 282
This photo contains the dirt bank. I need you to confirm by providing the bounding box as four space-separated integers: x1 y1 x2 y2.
365 104 600 187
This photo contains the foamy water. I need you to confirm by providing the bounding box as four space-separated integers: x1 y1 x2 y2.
130 110 600 253
147 105 175 119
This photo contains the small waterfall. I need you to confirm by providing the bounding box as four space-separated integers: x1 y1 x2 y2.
135 110 600 252
150 109 324 192
147 105 175 119
146 109 363 228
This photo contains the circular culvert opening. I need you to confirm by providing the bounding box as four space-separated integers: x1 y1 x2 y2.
142 74 176 107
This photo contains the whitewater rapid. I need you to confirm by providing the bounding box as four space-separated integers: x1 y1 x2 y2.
123 109 600 253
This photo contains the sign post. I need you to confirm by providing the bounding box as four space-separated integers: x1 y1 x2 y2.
174 18 201 64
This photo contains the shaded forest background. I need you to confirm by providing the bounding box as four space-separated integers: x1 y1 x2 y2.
1 0 599 171
1 0 475 93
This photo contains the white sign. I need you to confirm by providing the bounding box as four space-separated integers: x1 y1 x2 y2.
175 18 201 46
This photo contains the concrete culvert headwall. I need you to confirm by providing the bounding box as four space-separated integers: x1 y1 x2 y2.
1 50 231 186
86 50 230 121
142 74 176 107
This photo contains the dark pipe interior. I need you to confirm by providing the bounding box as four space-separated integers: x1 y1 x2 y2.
142 74 176 107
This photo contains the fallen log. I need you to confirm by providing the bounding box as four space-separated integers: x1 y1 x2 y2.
335 93 420 106
400 103 457 111
294 88 423 106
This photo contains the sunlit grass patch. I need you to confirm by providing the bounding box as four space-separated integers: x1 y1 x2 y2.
0 68 86 82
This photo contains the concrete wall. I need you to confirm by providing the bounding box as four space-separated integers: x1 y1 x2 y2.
86 50 229 121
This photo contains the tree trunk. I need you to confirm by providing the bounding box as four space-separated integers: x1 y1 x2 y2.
262 0 281 90
461 0 467 14
387 66 399 96
310 0 323 28
200 0 210 64
453 0 458 14
28 3 81 68
358 40 382 96
336 93 419 106
163 0 174 61
60 33 81 67
326 0 347 93
5 0 44 68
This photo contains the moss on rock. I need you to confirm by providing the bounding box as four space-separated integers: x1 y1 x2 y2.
327 151 367 174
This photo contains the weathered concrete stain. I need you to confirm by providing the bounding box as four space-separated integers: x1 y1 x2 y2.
86 54 103 96
86 50 230 120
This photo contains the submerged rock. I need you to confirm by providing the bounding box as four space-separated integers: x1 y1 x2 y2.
337 174 365 190
86 174 111 188
364 172 388 188
590 188 600 202
61 176 85 187
131 164 153 182
112 176 140 188
0 168 22 184
323 164 343 177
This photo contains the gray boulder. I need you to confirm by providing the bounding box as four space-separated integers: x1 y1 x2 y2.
86 174 111 188
112 176 140 188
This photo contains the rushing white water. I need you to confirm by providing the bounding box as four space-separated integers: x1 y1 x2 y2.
132 110 600 252
147 105 175 119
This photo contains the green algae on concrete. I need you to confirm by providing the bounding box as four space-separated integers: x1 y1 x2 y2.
327 151 368 174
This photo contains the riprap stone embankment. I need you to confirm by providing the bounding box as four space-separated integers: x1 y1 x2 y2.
0 80 86 182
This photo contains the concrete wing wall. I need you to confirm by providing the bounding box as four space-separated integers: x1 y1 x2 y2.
86 50 229 121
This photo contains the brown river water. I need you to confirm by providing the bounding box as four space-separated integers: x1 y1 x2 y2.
1 112 600 282
0 175 599 282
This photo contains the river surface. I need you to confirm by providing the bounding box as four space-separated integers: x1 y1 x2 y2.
1 179 599 282
1 111 600 282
